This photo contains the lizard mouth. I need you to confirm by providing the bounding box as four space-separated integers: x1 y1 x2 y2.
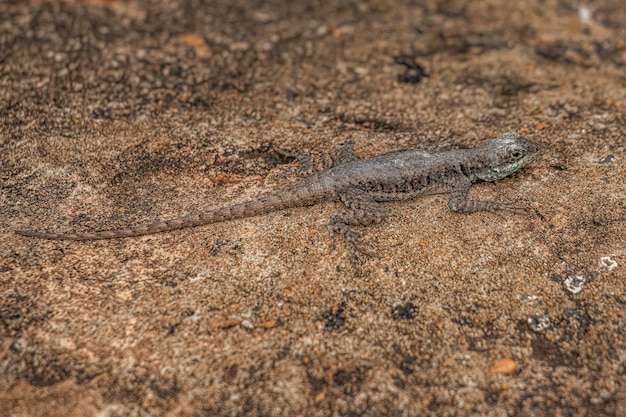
478 155 535 181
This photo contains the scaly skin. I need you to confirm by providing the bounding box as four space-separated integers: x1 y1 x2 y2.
16 132 540 255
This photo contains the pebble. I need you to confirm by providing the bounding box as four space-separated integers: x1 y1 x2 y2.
490 358 517 374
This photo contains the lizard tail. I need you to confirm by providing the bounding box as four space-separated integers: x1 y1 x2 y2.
16 185 331 241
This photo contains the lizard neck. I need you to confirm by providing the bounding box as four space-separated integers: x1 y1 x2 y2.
452 148 488 183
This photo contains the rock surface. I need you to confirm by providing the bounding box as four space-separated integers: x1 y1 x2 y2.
1 1 625 416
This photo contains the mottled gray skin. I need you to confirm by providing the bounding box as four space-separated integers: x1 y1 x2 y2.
16 132 540 255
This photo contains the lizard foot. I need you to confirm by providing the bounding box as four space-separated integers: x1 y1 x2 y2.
327 222 378 258
449 194 533 215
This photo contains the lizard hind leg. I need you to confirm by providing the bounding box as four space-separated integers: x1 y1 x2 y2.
274 142 356 176
326 190 386 260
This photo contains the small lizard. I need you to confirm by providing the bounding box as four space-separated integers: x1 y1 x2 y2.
16 132 540 256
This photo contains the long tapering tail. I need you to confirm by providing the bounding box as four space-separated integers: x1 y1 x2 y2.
16 184 332 240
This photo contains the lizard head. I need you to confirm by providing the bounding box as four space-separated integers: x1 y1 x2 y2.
474 132 540 181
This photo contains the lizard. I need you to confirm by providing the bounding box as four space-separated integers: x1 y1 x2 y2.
16 132 540 257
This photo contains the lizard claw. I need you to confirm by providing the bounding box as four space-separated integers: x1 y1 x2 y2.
345 229 378 257
277 165 299 174
498 201 532 215
326 222 378 257
327 224 336 251
271 144 298 158
354 241 379 258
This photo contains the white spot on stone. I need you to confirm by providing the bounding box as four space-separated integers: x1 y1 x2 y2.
577 4 593 23
599 256 617 273
564 274 586 294
528 314 550 332
189 269 210 282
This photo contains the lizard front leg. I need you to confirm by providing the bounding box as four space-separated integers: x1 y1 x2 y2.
448 180 528 214
327 189 386 258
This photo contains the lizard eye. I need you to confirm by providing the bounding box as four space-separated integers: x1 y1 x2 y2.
510 149 525 159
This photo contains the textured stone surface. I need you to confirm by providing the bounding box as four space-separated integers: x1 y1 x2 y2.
1 1 625 416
